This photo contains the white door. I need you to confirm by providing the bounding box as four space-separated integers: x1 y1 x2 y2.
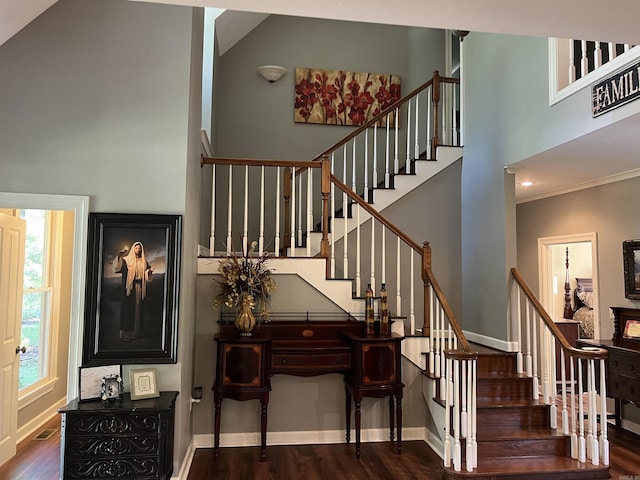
0 212 26 466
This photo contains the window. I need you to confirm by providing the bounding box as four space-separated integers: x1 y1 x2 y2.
18 209 60 406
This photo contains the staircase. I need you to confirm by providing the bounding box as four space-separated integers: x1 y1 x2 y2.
200 71 609 478
438 347 610 479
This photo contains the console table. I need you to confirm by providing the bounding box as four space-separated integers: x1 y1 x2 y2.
577 307 640 427
213 321 404 460
59 391 178 480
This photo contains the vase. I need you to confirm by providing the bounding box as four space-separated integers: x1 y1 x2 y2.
235 294 256 336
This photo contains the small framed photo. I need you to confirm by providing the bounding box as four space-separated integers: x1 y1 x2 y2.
623 319 640 340
130 368 160 400
623 239 640 300
79 365 121 402
101 374 123 403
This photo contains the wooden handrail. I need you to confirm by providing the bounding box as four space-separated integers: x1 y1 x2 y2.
330 174 421 253
311 70 460 162
427 266 471 352
511 268 607 360
202 156 321 169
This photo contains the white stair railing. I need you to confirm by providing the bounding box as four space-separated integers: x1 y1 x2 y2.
510 268 609 466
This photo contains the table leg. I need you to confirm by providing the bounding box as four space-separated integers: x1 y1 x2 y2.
395 392 403 454
388 395 395 444
214 399 222 458
355 399 362 459
260 398 268 461
345 385 352 444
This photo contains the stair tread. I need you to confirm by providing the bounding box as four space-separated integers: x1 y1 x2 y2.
445 455 610 477
477 397 550 407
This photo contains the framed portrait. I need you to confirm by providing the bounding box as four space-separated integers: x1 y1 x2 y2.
79 364 121 402
82 213 182 366
623 240 640 300
130 367 160 400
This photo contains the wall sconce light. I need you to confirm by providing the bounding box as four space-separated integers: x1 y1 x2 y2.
257 65 287 83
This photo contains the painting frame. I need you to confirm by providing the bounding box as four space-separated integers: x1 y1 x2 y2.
623 239 640 300
82 213 182 366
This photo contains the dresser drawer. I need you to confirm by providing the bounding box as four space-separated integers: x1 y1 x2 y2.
608 371 640 403
65 435 159 457
65 413 159 436
609 349 640 377
271 352 351 373
64 456 159 479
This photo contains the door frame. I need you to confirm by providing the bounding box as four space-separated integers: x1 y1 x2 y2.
0 193 89 401
537 232 600 339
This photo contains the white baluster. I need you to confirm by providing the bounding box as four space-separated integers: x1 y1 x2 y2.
414 95 420 160
396 237 402 317
369 219 375 289
243 165 249 255
516 285 523 373
569 39 576 84
259 165 265 256
444 355 452 468
410 248 415 334
581 40 588 78
426 85 432 159
351 140 356 195
210 164 216 253
275 167 280 256
452 85 458 146
428 286 434 375
608 42 616 62
306 168 312 257
578 359 586 463
393 107 399 176
406 102 411 173
343 183 348 278
297 173 303 246
290 167 296 252
599 358 609 465
381 225 386 285
364 129 369 203
355 204 361 296
593 41 602 69
226 165 233 254
330 153 336 277
385 114 390 188
453 358 461 471
525 298 532 377
373 124 378 190
532 304 539 399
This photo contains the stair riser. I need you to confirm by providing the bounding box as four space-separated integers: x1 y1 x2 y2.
476 406 551 431
476 438 571 458
477 355 518 374
476 379 532 400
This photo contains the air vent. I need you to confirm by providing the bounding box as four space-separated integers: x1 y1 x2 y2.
34 429 57 440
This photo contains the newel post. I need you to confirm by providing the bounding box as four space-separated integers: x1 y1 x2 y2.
422 241 432 337
283 166 292 256
320 157 331 270
431 71 441 160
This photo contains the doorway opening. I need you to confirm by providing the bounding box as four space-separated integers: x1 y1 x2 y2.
538 232 599 339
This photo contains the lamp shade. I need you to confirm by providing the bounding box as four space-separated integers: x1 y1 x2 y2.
257 65 287 83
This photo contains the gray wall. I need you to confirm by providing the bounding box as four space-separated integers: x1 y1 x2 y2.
0 0 202 470
213 15 444 160
462 31 640 343
516 175 640 424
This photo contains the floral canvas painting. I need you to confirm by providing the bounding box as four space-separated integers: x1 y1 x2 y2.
294 68 401 126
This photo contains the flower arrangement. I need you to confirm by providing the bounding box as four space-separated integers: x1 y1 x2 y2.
213 241 276 322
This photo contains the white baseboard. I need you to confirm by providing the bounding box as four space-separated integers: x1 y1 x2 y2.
172 427 431 478
16 396 67 444
424 426 445 460
463 330 519 352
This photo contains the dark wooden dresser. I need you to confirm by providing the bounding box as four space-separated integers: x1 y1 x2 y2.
577 307 640 426
213 320 404 459
59 391 178 480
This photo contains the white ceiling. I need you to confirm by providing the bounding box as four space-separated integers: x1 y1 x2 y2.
5 0 640 202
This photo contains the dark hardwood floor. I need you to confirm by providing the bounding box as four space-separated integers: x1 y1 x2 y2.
1 414 639 479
